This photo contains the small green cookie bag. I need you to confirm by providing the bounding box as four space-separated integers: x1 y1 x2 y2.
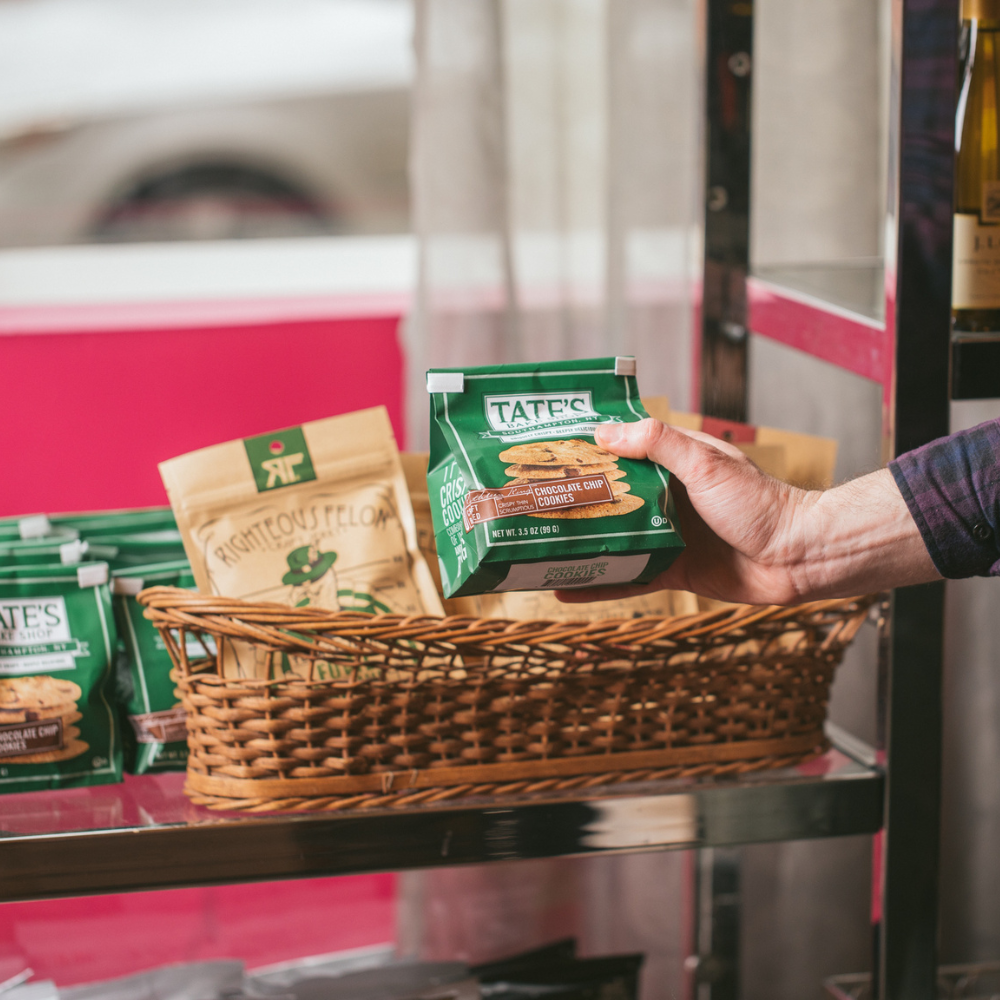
0 562 122 792
427 356 685 598
111 560 205 774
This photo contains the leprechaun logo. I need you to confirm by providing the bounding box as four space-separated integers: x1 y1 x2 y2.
282 544 391 615
244 427 318 493
283 544 339 609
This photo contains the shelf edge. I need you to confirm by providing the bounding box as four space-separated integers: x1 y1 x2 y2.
747 276 888 383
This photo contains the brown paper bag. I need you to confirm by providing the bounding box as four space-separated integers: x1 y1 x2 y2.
161 408 443 678
641 397 789 481
643 397 837 490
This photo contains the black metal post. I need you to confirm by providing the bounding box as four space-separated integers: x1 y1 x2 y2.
701 0 753 421
697 6 754 990
879 0 957 997
692 848 741 1000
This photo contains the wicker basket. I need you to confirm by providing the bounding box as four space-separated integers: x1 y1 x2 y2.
138 588 873 812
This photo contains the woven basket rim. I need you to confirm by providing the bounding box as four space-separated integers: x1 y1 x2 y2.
137 586 875 641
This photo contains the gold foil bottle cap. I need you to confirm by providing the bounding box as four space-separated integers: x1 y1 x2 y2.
963 0 1000 19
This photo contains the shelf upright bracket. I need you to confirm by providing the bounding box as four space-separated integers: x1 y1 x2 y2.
693 2 755 996
700 0 753 421
878 0 957 997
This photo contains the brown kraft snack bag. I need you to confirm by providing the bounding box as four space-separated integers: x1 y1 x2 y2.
161 407 443 678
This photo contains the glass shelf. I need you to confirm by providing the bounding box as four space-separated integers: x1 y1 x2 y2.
0 748 882 903
752 261 885 323
747 260 888 383
748 261 1000 399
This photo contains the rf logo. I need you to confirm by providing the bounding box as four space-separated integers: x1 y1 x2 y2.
261 453 305 488
243 426 317 492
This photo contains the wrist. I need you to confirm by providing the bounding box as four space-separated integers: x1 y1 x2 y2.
787 468 941 600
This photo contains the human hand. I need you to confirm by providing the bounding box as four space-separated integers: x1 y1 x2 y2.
556 418 939 606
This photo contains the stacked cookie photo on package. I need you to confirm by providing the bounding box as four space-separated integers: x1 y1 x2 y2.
0 676 85 763
500 439 642 520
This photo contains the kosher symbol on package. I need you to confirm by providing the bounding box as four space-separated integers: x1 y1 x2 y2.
426 357 685 598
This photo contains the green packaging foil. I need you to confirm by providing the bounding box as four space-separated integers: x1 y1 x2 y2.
0 528 86 567
0 562 123 792
111 559 203 774
427 356 685 598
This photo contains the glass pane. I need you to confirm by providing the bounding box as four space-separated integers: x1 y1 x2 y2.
750 0 890 270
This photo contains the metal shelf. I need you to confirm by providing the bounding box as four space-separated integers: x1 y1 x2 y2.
0 749 881 902
747 261 888 383
749 265 1000 403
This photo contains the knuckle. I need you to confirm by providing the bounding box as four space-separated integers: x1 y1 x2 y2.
641 418 669 453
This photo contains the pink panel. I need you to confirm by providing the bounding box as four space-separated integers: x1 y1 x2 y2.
0 874 397 986
746 277 889 385
0 315 406 517
0 310 406 982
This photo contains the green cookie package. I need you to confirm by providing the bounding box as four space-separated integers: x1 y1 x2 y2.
427 356 685 598
111 560 200 774
0 562 122 792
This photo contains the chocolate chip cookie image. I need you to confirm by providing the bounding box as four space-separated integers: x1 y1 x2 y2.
0 676 81 721
499 439 614 466
504 463 622 479
499 438 628 504
0 676 86 762
499 436 634 519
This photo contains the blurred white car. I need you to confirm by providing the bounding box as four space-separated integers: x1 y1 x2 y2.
0 0 413 246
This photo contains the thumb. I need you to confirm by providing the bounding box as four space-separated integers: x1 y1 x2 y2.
595 419 732 482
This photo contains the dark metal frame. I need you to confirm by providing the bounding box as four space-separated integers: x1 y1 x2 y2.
700 0 752 422
877 1 956 996
698 0 959 997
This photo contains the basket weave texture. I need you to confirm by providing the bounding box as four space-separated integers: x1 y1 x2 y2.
138 588 872 812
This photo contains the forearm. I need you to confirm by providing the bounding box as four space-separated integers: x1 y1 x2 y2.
787 468 941 601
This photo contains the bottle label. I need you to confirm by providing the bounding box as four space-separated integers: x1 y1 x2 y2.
953 213 1000 308
983 181 1000 221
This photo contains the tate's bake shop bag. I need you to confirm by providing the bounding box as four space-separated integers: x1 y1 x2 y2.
111 560 199 774
160 407 443 678
0 562 122 792
427 356 685 598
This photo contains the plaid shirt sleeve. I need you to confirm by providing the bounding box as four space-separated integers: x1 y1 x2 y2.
888 418 1000 578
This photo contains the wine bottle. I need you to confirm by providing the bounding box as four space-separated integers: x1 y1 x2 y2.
954 0 1000 333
